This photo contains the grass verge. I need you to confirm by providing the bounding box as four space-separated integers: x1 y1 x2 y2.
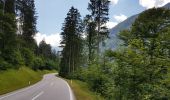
66 79 104 100
0 67 56 95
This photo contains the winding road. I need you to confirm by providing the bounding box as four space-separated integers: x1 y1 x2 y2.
0 73 75 100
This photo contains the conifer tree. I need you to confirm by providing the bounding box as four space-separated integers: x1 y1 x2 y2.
17 0 37 50
59 7 83 77
84 15 97 63
4 0 15 14
88 0 110 56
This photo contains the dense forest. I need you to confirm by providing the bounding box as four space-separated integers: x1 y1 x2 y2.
59 0 170 100
0 0 59 70
1 0 170 99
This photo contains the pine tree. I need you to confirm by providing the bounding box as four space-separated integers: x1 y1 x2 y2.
84 15 97 63
17 0 37 50
38 39 52 58
88 0 110 56
59 7 83 77
4 0 15 14
0 0 24 68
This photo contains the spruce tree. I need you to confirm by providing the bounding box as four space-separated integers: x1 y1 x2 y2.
59 7 83 77
84 15 97 63
0 0 24 68
88 0 110 56
4 0 15 14
17 0 37 50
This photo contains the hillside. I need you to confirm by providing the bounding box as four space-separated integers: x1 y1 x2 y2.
0 67 55 95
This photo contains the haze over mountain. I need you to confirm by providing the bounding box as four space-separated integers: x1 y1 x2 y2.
106 3 170 50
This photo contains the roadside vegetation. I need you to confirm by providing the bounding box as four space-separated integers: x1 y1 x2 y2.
67 79 104 100
0 67 55 95
1 0 170 99
59 0 170 99
0 0 59 72
0 0 58 95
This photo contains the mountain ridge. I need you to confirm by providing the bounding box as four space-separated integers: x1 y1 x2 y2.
107 3 170 50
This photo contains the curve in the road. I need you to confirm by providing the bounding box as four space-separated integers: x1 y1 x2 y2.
0 73 75 100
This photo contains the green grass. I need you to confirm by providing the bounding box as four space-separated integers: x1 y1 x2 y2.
66 80 104 100
0 67 56 95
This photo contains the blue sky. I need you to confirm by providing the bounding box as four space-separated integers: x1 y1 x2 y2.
34 0 170 49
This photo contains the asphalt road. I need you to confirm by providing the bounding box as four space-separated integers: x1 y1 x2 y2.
0 73 75 100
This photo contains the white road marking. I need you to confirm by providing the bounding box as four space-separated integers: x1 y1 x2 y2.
0 82 43 100
0 73 74 100
32 91 44 100
63 80 74 100
0 91 19 100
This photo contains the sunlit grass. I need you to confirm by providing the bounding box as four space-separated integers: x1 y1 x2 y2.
66 79 104 100
0 67 56 95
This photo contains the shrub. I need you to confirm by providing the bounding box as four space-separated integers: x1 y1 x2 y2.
33 57 45 70
0 58 9 70
21 48 34 67
2 50 24 69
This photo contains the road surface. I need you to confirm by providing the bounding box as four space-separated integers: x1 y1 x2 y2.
0 73 75 100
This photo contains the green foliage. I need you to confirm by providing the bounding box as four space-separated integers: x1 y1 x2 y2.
73 62 115 99
38 40 53 58
0 67 56 95
59 6 84 77
10 50 24 67
0 0 59 72
75 8 170 100
84 15 97 63
36 40 59 70
45 59 58 70
111 8 170 100
17 0 37 41
66 79 104 100
32 57 44 70
4 0 15 14
88 0 110 56
0 57 9 70
21 48 34 67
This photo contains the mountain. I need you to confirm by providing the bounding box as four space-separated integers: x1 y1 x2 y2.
164 3 170 9
106 3 170 50
109 14 138 37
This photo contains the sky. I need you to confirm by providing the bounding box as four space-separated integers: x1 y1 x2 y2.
34 0 170 50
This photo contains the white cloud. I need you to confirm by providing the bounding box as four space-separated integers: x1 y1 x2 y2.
34 32 61 49
114 14 127 22
106 22 118 29
139 0 170 9
110 0 119 5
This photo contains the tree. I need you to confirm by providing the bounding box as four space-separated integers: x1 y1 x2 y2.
59 7 83 77
84 15 97 63
0 0 19 68
4 0 15 14
17 0 37 50
112 8 170 99
88 0 110 57
38 39 52 58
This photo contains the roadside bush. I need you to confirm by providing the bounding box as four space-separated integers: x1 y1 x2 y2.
2 50 24 69
72 67 89 81
33 57 45 70
21 48 34 67
33 58 58 71
12 50 24 67
0 58 9 70
45 60 57 70
74 63 115 99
